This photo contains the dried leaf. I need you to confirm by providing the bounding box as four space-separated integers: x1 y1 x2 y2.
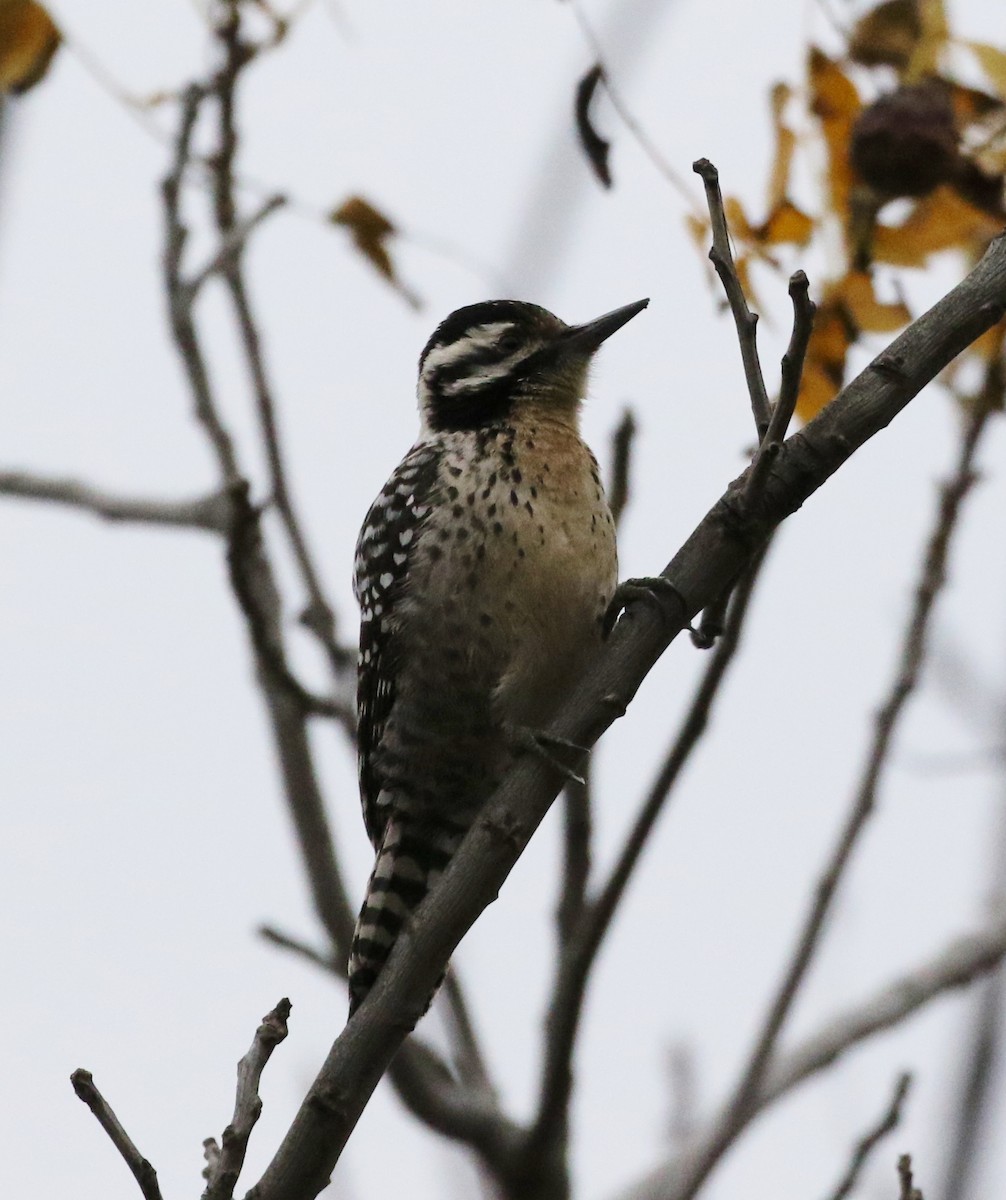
903 0 949 83
575 64 612 189
837 270 911 333
330 195 397 282
808 49 861 223
0 0 59 93
766 82 795 212
966 40 1006 98
872 185 1002 265
849 0 921 71
758 199 814 246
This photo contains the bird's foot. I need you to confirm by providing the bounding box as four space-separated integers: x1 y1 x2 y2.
603 576 686 638
507 725 588 787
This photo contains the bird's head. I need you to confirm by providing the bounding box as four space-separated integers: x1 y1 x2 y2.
416 298 649 434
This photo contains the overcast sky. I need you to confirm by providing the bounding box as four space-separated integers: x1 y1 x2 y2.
3 2 1006 1199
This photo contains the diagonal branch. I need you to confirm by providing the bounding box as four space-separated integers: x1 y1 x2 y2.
693 156 772 436
824 1071 912 1200
70 1069 163 1200
203 999 292 1200
0 472 232 532
244 225 1006 1200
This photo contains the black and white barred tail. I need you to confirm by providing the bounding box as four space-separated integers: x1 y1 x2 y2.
348 810 466 1015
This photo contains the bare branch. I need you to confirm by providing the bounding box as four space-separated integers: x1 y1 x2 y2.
899 1153 925 1200
0 471 231 532
203 999 292 1200
666 387 994 1200
188 194 286 295
617 912 1006 1200
824 1072 912 1200
693 157 772 435
245 229 1006 1200
745 269 816 501
259 924 340 973
70 1069 163 1200
208 4 352 678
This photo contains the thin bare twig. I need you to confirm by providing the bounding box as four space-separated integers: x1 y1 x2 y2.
70 1069 163 1200
745 270 816 501
203 999 292 1200
824 1072 912 1200
693 157 772 436
259 925 340 974
208 4 352 677
0 472 231 532
188 194 286 295
899 1153 925 1200
663 395 995 1200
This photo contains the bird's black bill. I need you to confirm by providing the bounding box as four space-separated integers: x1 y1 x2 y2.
561 298 650 354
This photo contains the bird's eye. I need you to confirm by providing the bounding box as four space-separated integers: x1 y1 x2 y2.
497 332 523 355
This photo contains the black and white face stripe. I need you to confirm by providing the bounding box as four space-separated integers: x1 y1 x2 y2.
417 300 566 434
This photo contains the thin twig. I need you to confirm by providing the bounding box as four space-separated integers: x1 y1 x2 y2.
259 925 341 974
0 472 232 532
441 971 497 1097
208 3 352 677
824 1072 912 1200
70 1070 163 1200
187 194 286 295
899 1154 924 1200
666 395 995 1200
745 270 816 502
203 999 292 1200
693 157 772 436
526 544 771 1171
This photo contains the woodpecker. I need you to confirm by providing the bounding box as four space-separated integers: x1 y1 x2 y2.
349 296 649 1014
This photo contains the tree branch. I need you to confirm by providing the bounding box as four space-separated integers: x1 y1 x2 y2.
693 156 772 436
244 222 1006 1200
70 1069 163 1200
203 999 292 1200
0 472 232 532
824 1071 912 1200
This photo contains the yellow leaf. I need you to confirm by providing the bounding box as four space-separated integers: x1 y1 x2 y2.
849 0 921 71
758 200 814 246
808 49 861 224
766 82 796 212
872 186 1002 265
964 41 1006 101
330 195 397 282
0 0 59 93
836 270 911 333
903 0 949 82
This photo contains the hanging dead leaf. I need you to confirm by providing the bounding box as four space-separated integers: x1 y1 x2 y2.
902 0 950 83
849 0 921 71
965 41 1006 99
575 64 612 189
872 185 1002 265
330 195 397 282
766 82 795 212
808 49 861 224
0 0 59 93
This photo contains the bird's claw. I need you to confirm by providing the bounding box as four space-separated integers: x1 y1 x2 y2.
603 576 686 638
